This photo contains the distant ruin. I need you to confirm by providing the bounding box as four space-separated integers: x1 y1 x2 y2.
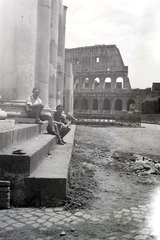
65 44 140 118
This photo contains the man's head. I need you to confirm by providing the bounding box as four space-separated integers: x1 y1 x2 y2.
32 87 40 99
56 105 63 115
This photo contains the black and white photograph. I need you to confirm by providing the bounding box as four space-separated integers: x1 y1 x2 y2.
0 0 160 239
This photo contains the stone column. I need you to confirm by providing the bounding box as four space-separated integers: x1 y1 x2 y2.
56 2 67 105
49 0 59 110
62 5 67 101
0 0 37 101
65 62 73 114
35 0 51 109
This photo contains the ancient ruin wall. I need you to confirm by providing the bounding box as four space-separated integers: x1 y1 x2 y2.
65 44 131 90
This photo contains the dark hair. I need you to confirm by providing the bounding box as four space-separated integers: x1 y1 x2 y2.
32 87 40 93
56 105 63 110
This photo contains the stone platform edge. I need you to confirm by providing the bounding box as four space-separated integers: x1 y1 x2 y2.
24 124 76 207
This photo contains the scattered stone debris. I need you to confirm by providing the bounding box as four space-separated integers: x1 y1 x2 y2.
112 152 160 176
71 228 75 232
60 231 66 236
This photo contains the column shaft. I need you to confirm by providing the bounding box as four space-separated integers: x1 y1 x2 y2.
0 0 37 101
49 0 59 110
56 2 67 105
65 62 73 114
35 0 51 108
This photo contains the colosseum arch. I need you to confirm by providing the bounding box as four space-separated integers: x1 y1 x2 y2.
103 98 110 110
104 77 111 89
74 79 79 89
93 77 100 89
116 77 123 89
74 98 78 110
83 78 89 88
92 98 98 110
127 99 135 111
81 98 88 110
115 98 122 110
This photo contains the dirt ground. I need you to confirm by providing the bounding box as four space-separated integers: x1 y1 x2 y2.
1 123 160 239
66 124 160 211
63 124 160 238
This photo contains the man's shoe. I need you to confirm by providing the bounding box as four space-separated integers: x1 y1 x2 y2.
58 140 64 145
62 140 67 144
35 119 43 124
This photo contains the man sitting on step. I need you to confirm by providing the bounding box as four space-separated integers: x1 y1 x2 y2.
52 105 71 144
26 87 64 145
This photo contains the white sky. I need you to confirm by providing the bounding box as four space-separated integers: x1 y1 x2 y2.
63 0 160 89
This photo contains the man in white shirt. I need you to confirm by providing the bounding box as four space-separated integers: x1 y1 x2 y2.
26 87 44 124
26 88 64 144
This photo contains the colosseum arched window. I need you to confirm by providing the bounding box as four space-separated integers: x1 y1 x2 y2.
104 77 111 89
81 98 88 110
103 98 110 110
116 77 123 89
92 98 98 110
74 79 79 89
115 99 122 110
127 99 135 111
74 98 78 110
93 77 100 89
83 78 89 88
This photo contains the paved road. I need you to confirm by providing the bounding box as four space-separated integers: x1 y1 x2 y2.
0 199 160 240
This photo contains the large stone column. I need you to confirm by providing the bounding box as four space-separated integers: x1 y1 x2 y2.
62 5 67 101
65 62 73 114
56 1 67 106
49 0 59 110
35 0 51 109
0 0 37 101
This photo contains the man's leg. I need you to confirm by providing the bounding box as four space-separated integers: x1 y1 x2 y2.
40 112 59 135
27 107 43 124
35 105 43 122
59 127 71 143
46 123 64 145
54 124 64 145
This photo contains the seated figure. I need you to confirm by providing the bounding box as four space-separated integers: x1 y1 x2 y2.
47 105 71 144
26 87 64 145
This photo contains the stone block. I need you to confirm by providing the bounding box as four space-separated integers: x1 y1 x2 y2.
0 180 10 209
0 120 15 131
0 187 10 192
0 180 10 187
0 191 10 199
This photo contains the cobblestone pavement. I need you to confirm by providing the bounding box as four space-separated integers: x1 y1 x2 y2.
0 200 160 240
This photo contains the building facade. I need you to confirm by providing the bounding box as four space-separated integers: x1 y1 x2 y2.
65 45 140 117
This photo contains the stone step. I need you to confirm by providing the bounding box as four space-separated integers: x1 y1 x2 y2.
25 125 76 207
0 121 48 150
0 133 57 207
0 133 57 175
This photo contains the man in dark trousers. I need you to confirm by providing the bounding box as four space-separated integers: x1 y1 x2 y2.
26 88 64 145
53 105 71 144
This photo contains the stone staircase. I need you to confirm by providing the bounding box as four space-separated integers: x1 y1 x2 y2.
0 120 75 208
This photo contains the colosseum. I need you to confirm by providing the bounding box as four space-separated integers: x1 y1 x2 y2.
65 44 140 118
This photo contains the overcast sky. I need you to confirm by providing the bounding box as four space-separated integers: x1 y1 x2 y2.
63 0 160 89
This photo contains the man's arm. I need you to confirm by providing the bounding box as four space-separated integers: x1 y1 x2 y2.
53 112 67 127
26 97 43 110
